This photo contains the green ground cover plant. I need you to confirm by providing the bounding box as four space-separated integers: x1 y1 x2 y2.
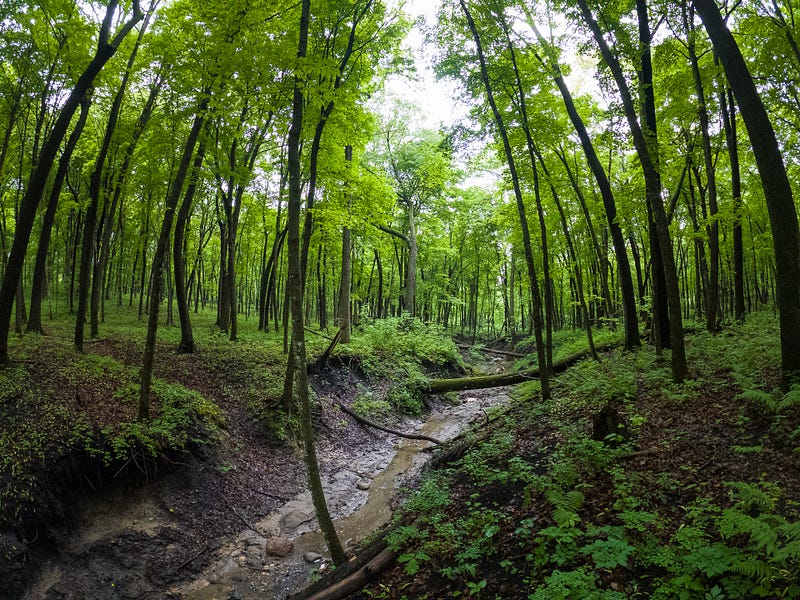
360 316 800 599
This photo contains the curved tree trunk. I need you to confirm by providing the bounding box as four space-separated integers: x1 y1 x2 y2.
695 0 800 386
139 97 208 421
284 0 346 567
0 0 143 363
174 140 207 354
575 0 687 381
459 0 550 399
27 94 91 334
526 15 640 351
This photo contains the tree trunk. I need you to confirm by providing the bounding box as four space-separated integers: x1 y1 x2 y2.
527 16 640 351
27 94 91 334
0 0 143 363
683 1 719 332
427 342 617 394
575 0 687 381
139 97 208 421
285 0 346 566
695 0 800 385
174 140 206 354
404 203 417 315
338 226 352 343
719 79 745 321
460 0 550 399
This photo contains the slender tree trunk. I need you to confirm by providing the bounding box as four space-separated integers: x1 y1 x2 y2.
174 140 206 353
526 15 640 350
28 95 91 334
719 80 745 321
575 0 686 380
460 0 550 398
683 2 719 332
139 98 208 421
338 227 352 342
284 0 346 566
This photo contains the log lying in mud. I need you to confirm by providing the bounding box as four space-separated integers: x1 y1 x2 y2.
427 342 618 394
304 548 398 600
287 520 403 600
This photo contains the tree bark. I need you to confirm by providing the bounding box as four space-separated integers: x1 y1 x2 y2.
139 97 208 421
338 226 352 342
426 342 616 394
285 0 346 567
174 139 207 354
0 0 143 363
526 15 640 351
459 0 550 399
682 1 720 332
575 0 687 381
27 94 91 334
718 77 745 321
695 0 800 385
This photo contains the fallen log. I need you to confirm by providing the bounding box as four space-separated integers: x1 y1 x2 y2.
334 400 442 445
456 343 525 358
305 548 399 600
426 341 619 394
427 370 539 393
287 519 406 600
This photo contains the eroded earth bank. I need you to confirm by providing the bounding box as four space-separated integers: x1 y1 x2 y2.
20 360 510 600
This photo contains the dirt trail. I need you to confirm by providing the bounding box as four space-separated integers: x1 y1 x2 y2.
21 360 510 600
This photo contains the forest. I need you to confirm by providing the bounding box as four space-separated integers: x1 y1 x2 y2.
1 0 800 598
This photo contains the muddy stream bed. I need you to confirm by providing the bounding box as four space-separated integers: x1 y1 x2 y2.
23 358 511 600
180 385 510 600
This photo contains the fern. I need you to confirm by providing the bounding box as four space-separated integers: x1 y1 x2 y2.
730 558 771 581
779 386 800 411
718 510 779 554
545 488 584 514
727 481 779 513
736 388 780 412
778 520 800 541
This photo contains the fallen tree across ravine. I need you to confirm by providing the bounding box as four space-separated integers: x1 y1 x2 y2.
426 341 618 394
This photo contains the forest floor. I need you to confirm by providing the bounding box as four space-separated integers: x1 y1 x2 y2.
0 311 477 599
3 311 799 599
352 314 800 599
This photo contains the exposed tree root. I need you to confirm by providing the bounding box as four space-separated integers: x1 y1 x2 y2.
334 400 441 445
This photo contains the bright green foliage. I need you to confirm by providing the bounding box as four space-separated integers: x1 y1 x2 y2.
376 324 800 599
345 316 462 414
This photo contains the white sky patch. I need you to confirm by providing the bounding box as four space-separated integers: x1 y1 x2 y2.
378 0 470 130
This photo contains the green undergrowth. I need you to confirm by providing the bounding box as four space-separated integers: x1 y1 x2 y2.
0 335 223 534
365 314 800 599
0 307 251 536
343 316 463 415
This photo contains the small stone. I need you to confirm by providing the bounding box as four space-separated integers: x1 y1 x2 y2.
228 590 244 600
304 551 324 563
265 536 294 557
280 510 314 532
356 480 371 491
